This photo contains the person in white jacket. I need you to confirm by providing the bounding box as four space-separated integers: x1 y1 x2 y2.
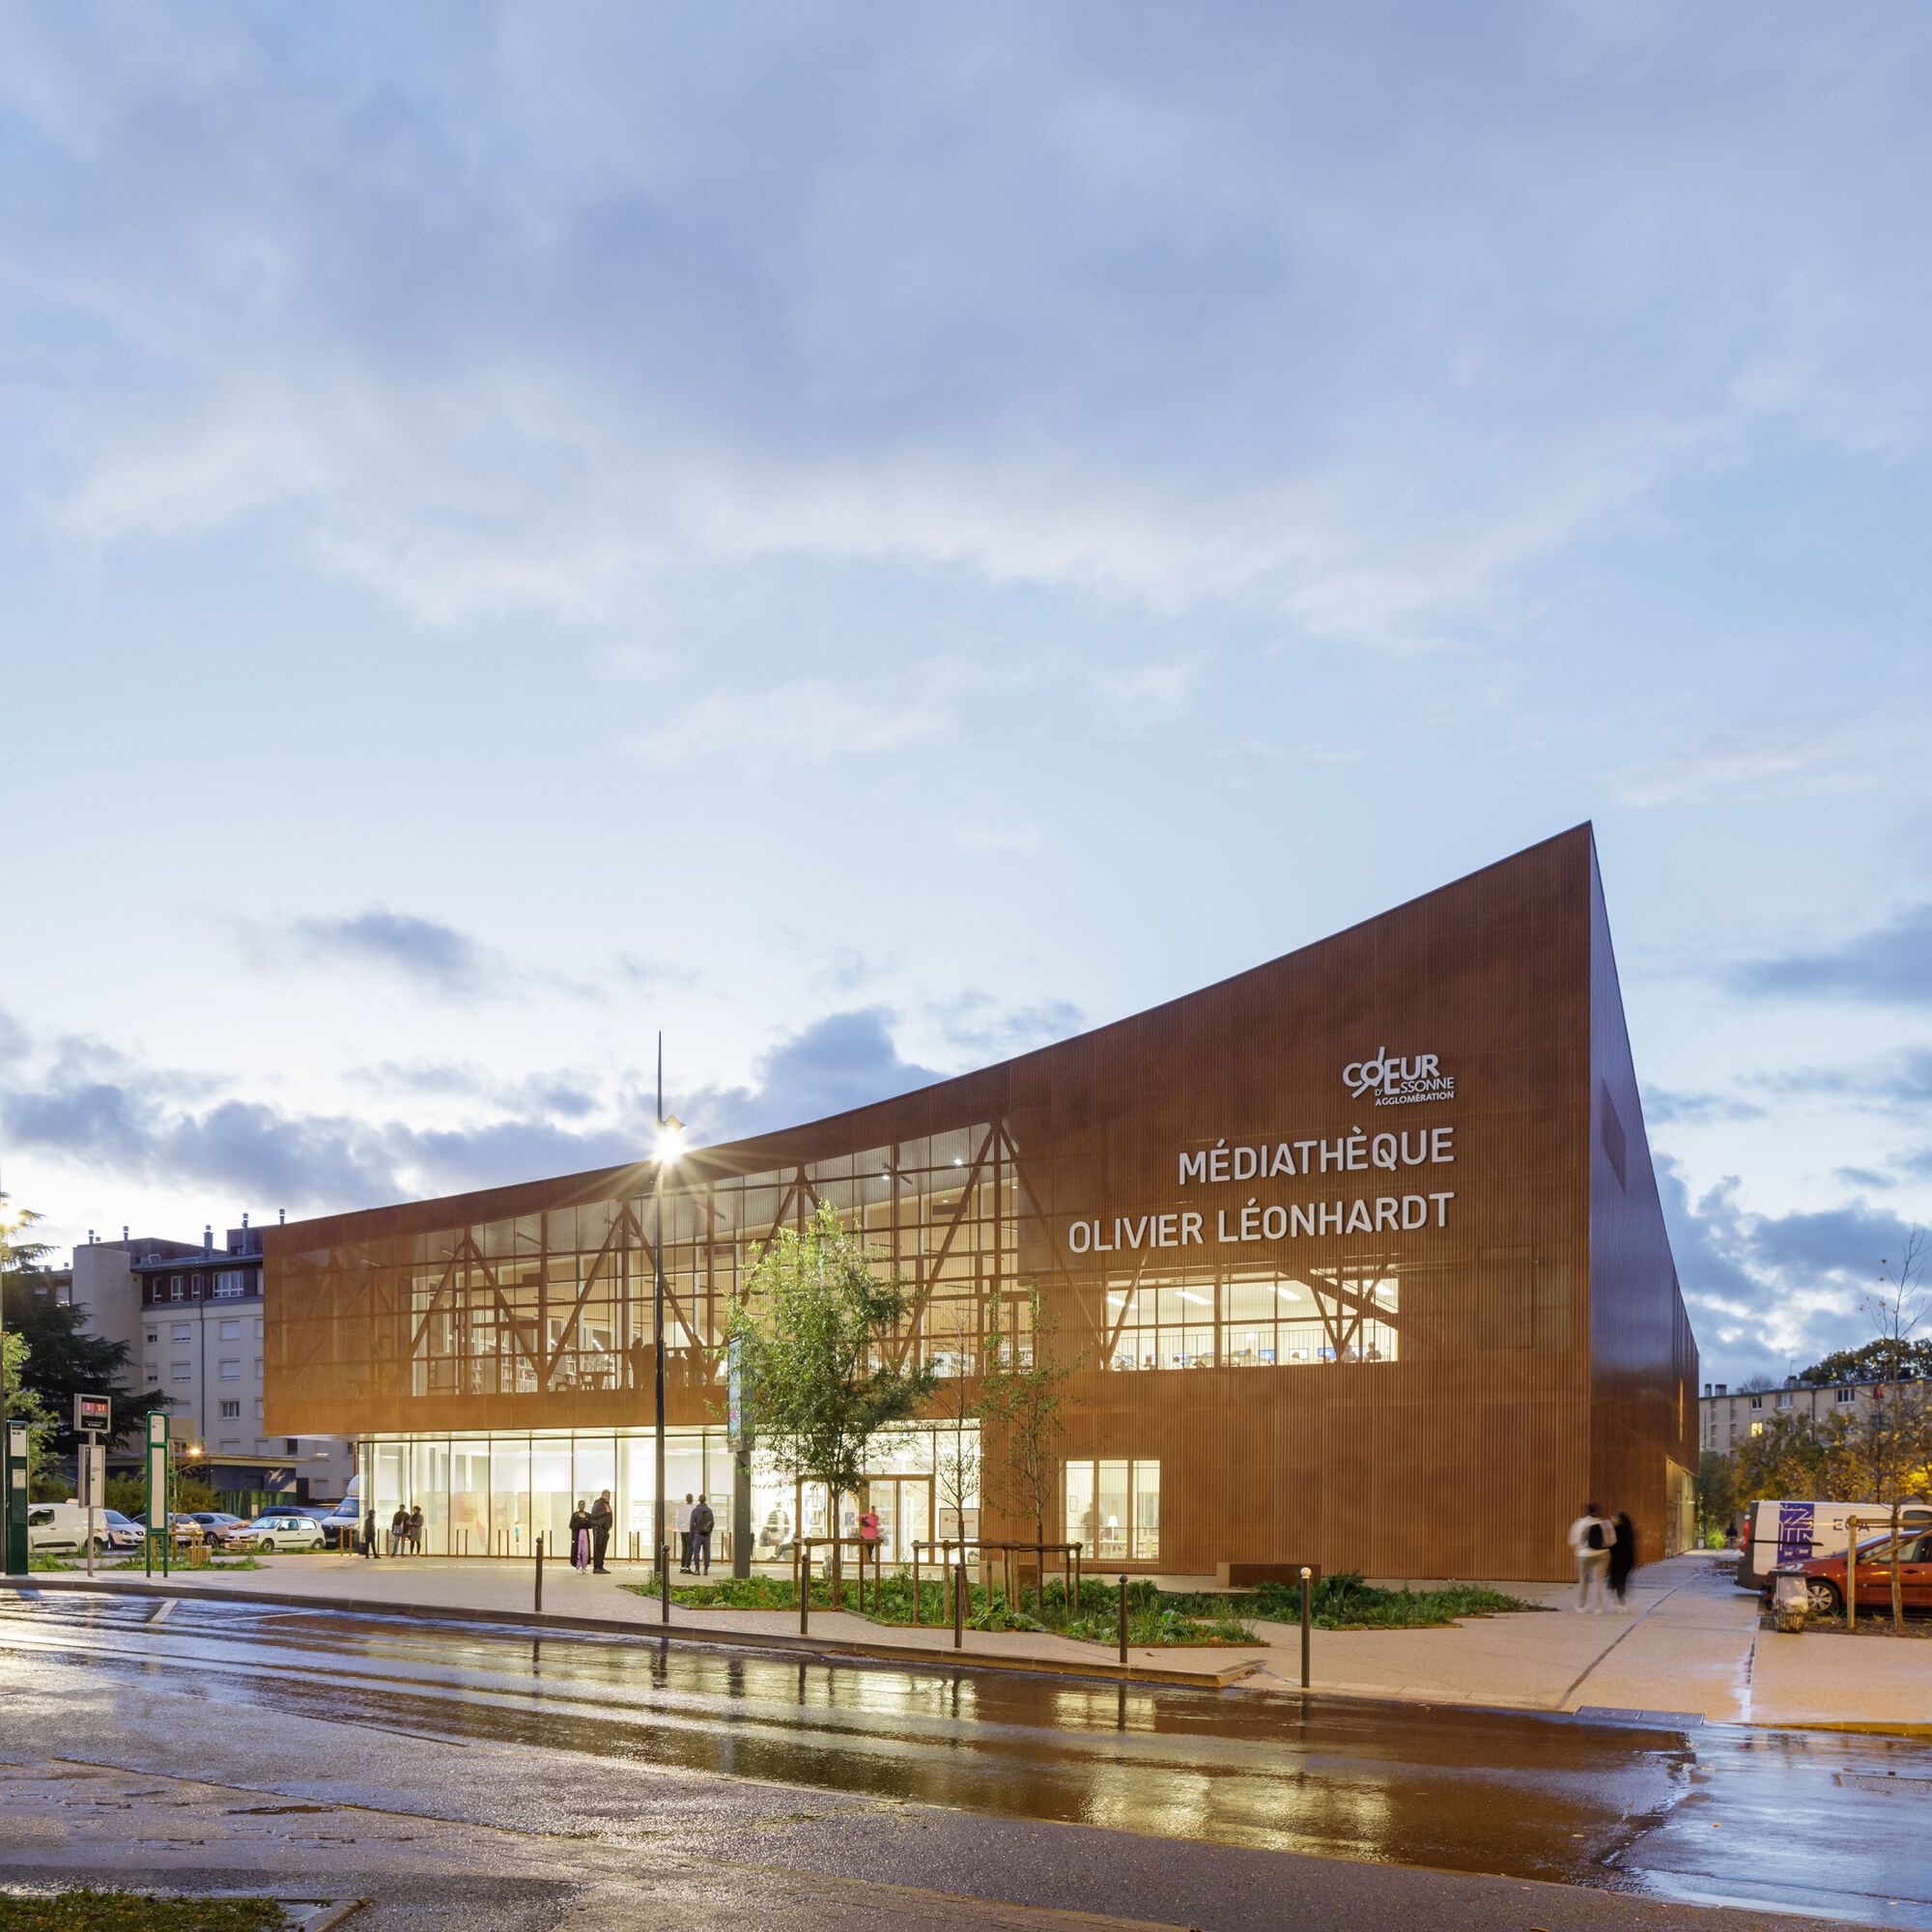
676 1493 696 1573
1568 1503 1611 1612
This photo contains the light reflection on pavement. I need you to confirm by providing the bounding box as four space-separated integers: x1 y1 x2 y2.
1 1589 1926 1929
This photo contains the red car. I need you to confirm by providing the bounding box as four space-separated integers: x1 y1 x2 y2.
1799 1527 1932 1615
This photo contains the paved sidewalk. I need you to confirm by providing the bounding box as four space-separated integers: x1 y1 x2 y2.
19 1548 1928 1729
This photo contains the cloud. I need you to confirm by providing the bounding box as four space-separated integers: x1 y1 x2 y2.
1612 713 1871 809
626 677 952 767
1092 657 1203 721
927 991 1084 1060
1644 1088 1769 1126
679 1009 946 1143
255 907 504 997
951 824 1039 854
7 10 1928 643
1660 1155 1923 1380
1730 904 1932 1007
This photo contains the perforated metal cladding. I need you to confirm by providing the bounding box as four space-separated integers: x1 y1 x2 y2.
265 825 1693 1580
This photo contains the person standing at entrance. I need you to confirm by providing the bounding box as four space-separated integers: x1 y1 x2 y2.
588 1490 612 1575
408 1504 424 1555
677 1493 695 1573
569 1501 591 1573
389 1505 408 1558
1568 1502 1610 1612
689 1494 714 1576
1608 1511 1636 1609
363 1504 379 1560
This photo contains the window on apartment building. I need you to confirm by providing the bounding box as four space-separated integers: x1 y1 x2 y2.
219 1438 241 1452
253 1359 263 1378
285 1438 298 1457
171 1365 191 1383
1837 1386 1856 1404
1749 1395 1763 1410
169 1273 183 1298
254 1400 264 1419
213 1271 245 1298
145 1329 158 1346
219 1400 241 1419
145 1369 159 1385
219 1320 241 1341
254 1321 264 1340
218 1359 241 1380
172 1323 190 1343
1776 1391 1793 1407
316 1445 329 1460
1750 1420 1765 1436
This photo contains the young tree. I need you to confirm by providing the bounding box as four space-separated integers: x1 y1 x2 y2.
976 1279 1080 1598
728 1201 936 1600
1836 1231 1931 1634
932 1304 980 1545
1693 1450 1737 1545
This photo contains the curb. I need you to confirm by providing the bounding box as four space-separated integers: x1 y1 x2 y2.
0 1576 1260 1691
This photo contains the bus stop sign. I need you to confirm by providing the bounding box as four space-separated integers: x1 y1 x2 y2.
74 1394 112 1435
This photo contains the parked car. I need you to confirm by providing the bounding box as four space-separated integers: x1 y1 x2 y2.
25 1502 109 1553
1798 1527 1932 1615
183 1511 253 1548
236 1511 327 1552
1738 1499 1932 1590
98 1508 146 1550
319 1486 363 1549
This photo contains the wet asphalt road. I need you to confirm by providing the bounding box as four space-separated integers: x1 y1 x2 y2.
1 1589 1928 1929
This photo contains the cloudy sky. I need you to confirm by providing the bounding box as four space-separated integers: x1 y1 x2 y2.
2 4 1928 1381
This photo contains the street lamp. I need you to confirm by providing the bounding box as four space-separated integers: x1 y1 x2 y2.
652 1029 685 1586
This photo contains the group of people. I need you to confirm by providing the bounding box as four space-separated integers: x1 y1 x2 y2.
567 1491 614 1574
675 1492 716 1574
1567 1502 1636 1611
358 1503 424 1557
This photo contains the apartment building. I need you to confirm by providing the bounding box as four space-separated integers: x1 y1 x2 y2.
1699 1376 1892 1457
68 1220 353 1509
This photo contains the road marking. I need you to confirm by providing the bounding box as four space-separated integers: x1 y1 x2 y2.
150 1598 178 1624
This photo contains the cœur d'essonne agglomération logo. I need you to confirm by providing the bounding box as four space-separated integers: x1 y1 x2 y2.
1343 1048 1454 1107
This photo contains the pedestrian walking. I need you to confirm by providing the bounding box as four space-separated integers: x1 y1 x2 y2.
859 1504 880 1590
1608 1511 1635 1608
408 1504 425 1556
1568 1501 1611 1612
389 1505 408 1558
588 1490 612 1574
677 1493 695 1572
569 1501 591 1573
362 1504 379 1560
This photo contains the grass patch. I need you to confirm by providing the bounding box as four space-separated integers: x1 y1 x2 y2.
0 1888 286 1929
620 1568 1540 1640
620 1571 1259 1645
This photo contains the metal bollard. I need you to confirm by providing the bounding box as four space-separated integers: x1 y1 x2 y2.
1118 1574 1128 1667
1300 1564 1312 1689
535 1533 545 1615
660 1543 671 1624
953 1553 965 1650
800 1549 811 1636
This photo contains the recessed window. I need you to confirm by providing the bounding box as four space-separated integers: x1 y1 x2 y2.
218 1359 241 1381
220 1320 242 1341
1837 1386 1856 1404
171 1365 191 1383
172 1324 191 1344
1749 1395 1763 1411
213 1271 245 1299
1750 1420 1765 1436
145 1330 158 1346
219 1400 241 1419
1065 1458 1160 1562
219 1438 241 1452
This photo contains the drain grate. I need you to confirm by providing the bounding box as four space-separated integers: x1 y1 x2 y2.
1573 1706 1706 1728
1835 1772 1932 1795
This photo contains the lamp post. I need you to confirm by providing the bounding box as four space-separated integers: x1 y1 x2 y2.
651 1031 685 1586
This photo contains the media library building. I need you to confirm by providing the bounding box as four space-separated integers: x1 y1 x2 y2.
264 826 1699 1581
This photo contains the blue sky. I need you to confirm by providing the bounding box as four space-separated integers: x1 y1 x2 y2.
1 4 1928 1381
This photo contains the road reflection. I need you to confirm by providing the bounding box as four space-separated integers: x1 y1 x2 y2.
1 1592 1926 1924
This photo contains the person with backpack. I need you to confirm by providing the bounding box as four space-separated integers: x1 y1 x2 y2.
389 1505 409 1558
689 1494 714 1576
1568 1502 1610 1612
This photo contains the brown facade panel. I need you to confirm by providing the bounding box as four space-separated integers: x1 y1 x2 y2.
265 824 1695 1581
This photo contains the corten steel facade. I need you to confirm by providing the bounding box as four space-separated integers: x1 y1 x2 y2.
264 825 1697 1580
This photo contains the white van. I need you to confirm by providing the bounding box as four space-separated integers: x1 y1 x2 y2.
25 1501 111 1554
1740 1498 1932 1591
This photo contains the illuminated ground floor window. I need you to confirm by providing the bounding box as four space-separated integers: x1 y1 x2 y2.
1064 1458 1159 1563
359 1423 975 1565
